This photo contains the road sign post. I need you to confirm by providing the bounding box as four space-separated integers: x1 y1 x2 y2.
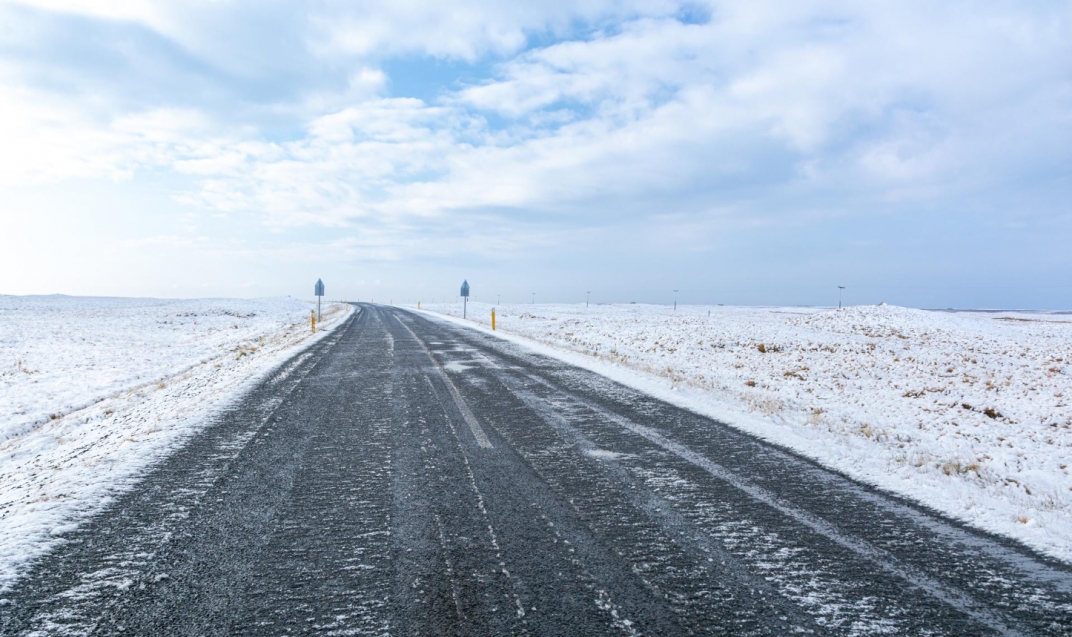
315 278 325 321
460 280 470 319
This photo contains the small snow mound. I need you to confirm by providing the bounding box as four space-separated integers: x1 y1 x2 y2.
584 448 627 461
792 304 950 339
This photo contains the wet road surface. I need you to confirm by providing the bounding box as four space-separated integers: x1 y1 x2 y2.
2 304 1071 636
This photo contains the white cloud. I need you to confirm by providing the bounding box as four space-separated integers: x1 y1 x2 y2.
1 0 1069 262
0 63 226 187
307 0 687 61
6 0 167 28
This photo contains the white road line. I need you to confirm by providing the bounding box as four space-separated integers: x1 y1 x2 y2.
394 316 493 449
422 374 526 618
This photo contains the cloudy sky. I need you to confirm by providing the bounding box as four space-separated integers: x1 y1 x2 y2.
1 1 1069 308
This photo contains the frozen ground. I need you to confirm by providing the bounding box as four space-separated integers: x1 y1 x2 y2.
419 301 1072 563
0 295 349 591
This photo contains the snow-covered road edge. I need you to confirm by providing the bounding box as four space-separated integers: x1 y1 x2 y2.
0 303 354 593
412 306 1072 565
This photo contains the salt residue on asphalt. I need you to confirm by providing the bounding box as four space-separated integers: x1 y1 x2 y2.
0 295 349 591
421 301 1072 562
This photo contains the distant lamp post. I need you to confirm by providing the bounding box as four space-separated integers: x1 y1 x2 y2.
497 294 501 305
532 292 535 304
673 289 679 311
586 291 591 308
838 286 846 309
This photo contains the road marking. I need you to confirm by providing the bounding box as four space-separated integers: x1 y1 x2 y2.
421 373 526 618
394 316 493 449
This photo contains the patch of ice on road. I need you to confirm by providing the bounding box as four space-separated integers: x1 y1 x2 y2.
417 301 1072 563
584 448 628 461
443 361 475 373
0 295 350 592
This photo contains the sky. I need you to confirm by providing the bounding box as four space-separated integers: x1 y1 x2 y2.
0 1 1069 309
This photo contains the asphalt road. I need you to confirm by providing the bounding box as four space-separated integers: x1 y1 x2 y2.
3 304 1071 636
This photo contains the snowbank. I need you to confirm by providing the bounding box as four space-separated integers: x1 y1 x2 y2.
0 295 350 591
420 301 1072 563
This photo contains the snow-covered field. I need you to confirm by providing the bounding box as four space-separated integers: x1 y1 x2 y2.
420 301 1072 563
0 295 349 591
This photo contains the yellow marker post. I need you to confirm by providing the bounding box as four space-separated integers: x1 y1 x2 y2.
311 310 316 333
491 309 496 330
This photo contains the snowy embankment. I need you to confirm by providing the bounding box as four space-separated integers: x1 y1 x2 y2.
421 301 1072 562
0 295 349 591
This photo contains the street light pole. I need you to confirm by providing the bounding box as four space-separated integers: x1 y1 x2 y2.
586 291 591 308
497 294 501 305
532 292 535 304
673 289 678 311
838 286 845 309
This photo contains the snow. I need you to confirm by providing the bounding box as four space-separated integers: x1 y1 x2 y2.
418 301 1072 563
0 295 350 591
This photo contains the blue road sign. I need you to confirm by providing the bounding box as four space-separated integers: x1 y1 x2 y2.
315 279 325 297
460 280 470 298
